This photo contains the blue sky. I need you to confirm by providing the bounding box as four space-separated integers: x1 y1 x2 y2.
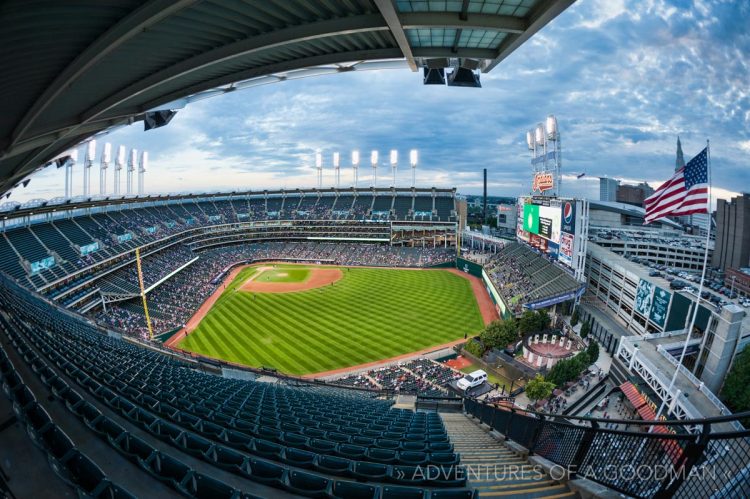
15 0 749 206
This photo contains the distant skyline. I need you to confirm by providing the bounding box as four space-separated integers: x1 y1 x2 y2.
7 0 749 208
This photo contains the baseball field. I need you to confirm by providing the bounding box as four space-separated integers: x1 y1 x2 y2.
176 264 487 375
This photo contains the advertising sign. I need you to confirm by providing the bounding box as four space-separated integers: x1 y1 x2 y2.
30 256 55 274
635 279 655 316
649 286 671 328
117 233 132 243
532 172 554 193
561 200 576 234
559 232 574 266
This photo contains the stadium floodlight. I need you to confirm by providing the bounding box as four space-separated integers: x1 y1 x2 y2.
127 148 137 195
352 150 360 188
315 149 322 189
333 152 340 188
138 151 148 195
535 123 546 147
546 114 558 140
114 145 125 195
370 150 378 187
410 149 418 188
64 149 78 199
84 139 96 197
526 130 535 151
390 150 398 187
100 142 111 195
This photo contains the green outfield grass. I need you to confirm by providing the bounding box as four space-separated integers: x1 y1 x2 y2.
178 265 485 375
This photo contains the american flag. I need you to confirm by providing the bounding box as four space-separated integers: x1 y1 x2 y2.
644 147 708 223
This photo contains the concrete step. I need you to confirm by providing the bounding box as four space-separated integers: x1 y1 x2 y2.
442 412 579 499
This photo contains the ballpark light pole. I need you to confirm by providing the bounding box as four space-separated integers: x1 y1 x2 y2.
410 149 418 188
83 139 96 197
64 149 77 199
315 150 322 189
390 149 398 187
352 150 359 188
333 152 340 189
99 142 111 195
114 145 125 195
127 148 137 195
371 150 378 188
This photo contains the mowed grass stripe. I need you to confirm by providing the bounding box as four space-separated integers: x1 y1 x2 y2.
178 266 485 375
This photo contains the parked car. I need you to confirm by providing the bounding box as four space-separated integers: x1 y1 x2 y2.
457 370 487 391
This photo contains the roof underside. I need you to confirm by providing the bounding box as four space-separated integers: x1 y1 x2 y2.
0 0 574 195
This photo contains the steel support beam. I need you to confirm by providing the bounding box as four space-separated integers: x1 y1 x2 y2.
374 0 417 71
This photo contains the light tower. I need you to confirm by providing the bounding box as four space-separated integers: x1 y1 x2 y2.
100 143 111 195
138 151 148 195
114 145 125 195
127 149 137 194
64 149 77 199
333 152 340 188
390 150 398 187
315 150 322 189
410 149 418 188
370 150 378 187
526 114 561 196
83 139 96 196
352 150 360 188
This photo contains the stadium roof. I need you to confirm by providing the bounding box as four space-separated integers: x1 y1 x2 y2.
0 0 573 196
589 200 684 230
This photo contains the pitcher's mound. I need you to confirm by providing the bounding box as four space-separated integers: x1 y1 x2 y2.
240 267 343 293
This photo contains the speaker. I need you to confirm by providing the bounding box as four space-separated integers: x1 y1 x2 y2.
423 67 446 85
447 67 481 88
144 110 177 131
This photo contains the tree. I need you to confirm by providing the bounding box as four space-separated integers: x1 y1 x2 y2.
479 319 519 350
546 351 591 387
464 339 486 358
536 310 551 331
580 320 591 339
721 348 750 414
518 311 539 334
570 309 580 327
525 374 555 403
586 341 599 365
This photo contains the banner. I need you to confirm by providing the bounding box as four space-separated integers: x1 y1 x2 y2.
559 232 574 266
117 233 132 243
79 242 99 256
635 279 654 316
146 226 157 234
208 215 222 222
30 256 55 274
649 286 671 328
561 200 576 234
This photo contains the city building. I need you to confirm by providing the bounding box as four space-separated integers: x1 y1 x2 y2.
616 182 654 207
589 200 683 232
582 244 749 394
725 267 750 298
599 177 619 202
590 229 711 271
712 193 750 271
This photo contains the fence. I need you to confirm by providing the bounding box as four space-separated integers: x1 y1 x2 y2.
464 398 750 498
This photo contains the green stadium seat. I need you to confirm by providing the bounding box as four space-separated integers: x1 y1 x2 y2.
285 470 330 498
252 439 284 459
179 473 240 499
112 432 156 463
331 480 378 499
382 486 426 499
352 461 389 481
428 490 477 499
316 455 352 475
282 447 317 468
143 452 192 488
367 447 398 464
248 458 286 486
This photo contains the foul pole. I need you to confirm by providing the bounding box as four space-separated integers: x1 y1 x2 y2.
135 247 154 340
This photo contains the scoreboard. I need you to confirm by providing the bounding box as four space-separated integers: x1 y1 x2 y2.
516 196 579 270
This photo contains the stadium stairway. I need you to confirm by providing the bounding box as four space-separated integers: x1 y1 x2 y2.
440 414 577 499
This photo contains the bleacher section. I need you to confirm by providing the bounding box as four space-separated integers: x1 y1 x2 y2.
484 242 581 314
0 190 456 296
0 274 474 498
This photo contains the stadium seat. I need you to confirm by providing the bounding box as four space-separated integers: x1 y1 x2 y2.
179 472 240 499
112 432 157 463
252 439 284 459
352 461 389 481
248 458 286 486
142 452 192 488
285 470 330 498
382 486 426 499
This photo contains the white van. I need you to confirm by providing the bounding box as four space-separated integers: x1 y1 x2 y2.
457 370 487 391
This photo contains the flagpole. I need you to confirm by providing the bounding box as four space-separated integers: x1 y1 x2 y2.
652 139 712 425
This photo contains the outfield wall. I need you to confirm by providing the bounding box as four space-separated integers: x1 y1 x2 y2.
456 257 511 320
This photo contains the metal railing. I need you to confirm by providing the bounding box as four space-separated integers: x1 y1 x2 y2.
464 398 750 498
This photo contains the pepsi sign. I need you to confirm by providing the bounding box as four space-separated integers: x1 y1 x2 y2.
561 200 576 234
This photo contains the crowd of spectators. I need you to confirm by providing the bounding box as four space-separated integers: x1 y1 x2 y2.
478 242 580 314
338 357 462 396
